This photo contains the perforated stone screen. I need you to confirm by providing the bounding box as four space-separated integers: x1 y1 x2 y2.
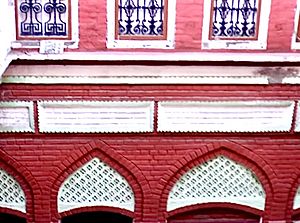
167 156 265 211
293 187 300 209
58 158 135 213
0 169 26 213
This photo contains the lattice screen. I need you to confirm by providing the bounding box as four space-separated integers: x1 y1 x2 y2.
0 169 26 213
293 187 300 209
167 156 265 211
58 158 135 213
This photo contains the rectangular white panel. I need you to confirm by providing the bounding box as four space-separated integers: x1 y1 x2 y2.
158 101 295 132
295 102 300 132
38 101 154 133
0 102 35 132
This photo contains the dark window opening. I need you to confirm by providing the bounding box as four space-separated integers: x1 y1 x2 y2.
0 213 26 223
61 211 133 223
168 207 261 223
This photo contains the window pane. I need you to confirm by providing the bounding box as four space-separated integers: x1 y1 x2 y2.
210 0 260 40
16 0 71 40
117 0 167 40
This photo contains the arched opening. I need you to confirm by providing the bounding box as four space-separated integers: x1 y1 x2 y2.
61 211 133 223
0 213 26 223
168 207 261 223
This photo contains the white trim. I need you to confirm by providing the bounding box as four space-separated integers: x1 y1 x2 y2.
295 102 300 132
292 0 300 50
10 51 300 62
106 0 176 49
202 0 272 50
11 0 79 49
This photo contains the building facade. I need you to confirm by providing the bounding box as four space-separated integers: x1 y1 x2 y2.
1 0 300 223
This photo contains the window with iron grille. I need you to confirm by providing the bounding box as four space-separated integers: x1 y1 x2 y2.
202 0 271 49
107 0 176 48
116 0 167 40
292 0 300 49
210 0 261 40
15 0 71 40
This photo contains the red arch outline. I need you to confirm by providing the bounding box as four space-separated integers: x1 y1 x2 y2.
50 139 151 223
155 141 275 222
0 149 40 223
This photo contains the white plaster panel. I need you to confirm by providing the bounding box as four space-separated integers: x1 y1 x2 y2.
158 101 295 133
38 101 154 133
295 102 300 132
0 102 34 132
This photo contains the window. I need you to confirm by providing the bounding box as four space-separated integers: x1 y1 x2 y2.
13 0 78 48
292 0 300 49
107 0 176 48
202 0 271 49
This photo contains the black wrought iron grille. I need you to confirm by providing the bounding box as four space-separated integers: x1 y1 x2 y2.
118 0 165 38
211 0 259 39
19 0 68 37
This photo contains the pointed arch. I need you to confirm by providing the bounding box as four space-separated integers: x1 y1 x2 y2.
50 139 150 223
167 155 265 211
156 141 275 222
0 149 39 223
57 157 135 213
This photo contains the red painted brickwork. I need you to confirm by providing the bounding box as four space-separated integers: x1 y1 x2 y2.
1 83 300 223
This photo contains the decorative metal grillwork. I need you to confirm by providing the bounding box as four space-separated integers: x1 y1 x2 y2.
167 156 265 211
0 169 26 213
17 0 69 38
117 0 165 38
211 0 260 39
58 158 135 213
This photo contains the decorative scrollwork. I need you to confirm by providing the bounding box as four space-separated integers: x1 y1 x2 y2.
211 0 259 39
18 0 68 38
118 0 164 37
44 0 67 36
20 0 43 36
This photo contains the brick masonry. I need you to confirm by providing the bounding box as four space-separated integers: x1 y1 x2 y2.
0 84 300 223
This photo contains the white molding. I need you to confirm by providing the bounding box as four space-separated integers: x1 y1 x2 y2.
106 0 176 49
0 101 35 133
11 0 79 49
158 101 295 133
10 51 300 62
202 0 272 50
2 64 270 84
292 0 300 50
38 101 154 133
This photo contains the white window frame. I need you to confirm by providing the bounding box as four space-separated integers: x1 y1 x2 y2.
292 0 300 49
202 0 272 50
11 0 79 49
107 0 176 49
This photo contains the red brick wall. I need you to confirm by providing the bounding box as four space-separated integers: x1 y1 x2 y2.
1 84 300 223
